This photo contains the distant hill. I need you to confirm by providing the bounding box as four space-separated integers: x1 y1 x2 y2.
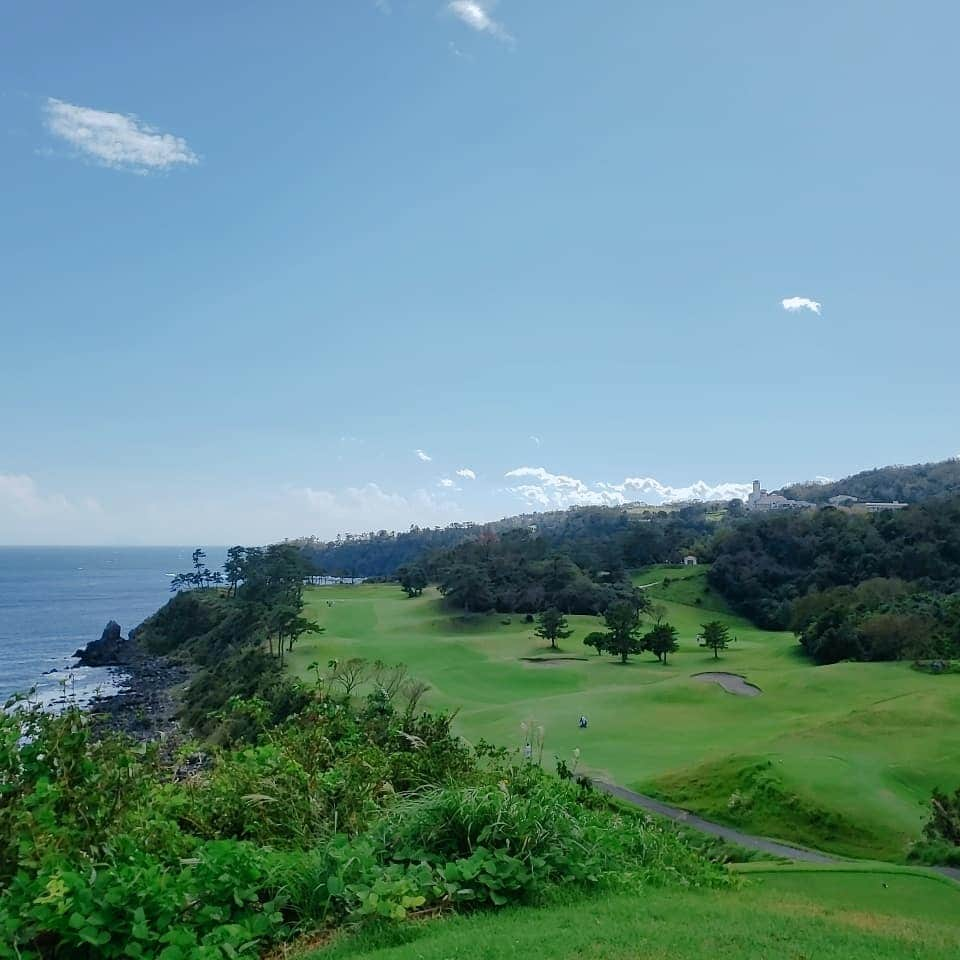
288 502 716 580
288 506 624 579
780 458 960 504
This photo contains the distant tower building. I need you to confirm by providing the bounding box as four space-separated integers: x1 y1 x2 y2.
746 478 815 513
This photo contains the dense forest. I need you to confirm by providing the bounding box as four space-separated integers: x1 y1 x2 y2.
781 458 960 504
291 523 493 580
709 496 960 662
424 505 717 615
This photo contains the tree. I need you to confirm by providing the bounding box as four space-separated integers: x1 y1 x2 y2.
534 608 573 650
192 548 208 588
596 600 646 664
437 562 494 613
398 564 428 598
169 573 192 593
700 620 732 659
645 622 679 664
329 657 370 699
284 614 322 653
583 631 605 656
223 546 246 597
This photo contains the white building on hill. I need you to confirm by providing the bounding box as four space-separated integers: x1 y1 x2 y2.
828 494 909 513
745 480 815 513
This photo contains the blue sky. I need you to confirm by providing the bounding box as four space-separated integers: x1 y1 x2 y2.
1 1 958 545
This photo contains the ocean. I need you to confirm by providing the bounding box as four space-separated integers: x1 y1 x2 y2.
0 546 226 706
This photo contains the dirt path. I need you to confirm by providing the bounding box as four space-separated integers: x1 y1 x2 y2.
593 780 960 882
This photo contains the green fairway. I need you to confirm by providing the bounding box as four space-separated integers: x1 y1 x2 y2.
307 867 960 960
290 582 960 861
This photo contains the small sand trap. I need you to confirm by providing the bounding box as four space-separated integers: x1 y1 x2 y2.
520 657 588 668
693 672 762 697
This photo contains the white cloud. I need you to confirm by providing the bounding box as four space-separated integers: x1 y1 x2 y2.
447 1 514 43
0 471 469 546
439 478 458 489
43 98 198 174
295 482 463 534
504 467 752 510
530 435 541 447
0 473 73 517
0 473 107 543
415 448 432 462
456 468 477 480
781 296 822 315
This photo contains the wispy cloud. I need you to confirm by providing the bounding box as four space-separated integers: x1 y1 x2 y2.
504 467 751 510
439 478 459 489
43 98 198 174
781 296 821 315
456 468 477 480
297 482 462 532
415 449 433 462
529 435 541 447
447 1 514 43
374 0 392 12
0 473 102 519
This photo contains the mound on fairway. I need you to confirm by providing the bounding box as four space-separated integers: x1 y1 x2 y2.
290 583 960 862
647 755 886 859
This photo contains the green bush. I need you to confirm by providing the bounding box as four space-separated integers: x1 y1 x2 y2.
0 685 719 957
0 841 285 960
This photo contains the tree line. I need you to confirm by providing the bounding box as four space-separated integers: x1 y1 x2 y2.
171 544 323 667
709 496 960 663
291 503 718 584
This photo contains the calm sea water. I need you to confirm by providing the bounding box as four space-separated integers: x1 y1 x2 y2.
0 547 225 706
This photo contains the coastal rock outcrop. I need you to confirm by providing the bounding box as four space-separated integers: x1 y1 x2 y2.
73 620 127 666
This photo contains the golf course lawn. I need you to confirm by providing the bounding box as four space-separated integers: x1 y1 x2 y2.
306 865 960 960
289 575 960 861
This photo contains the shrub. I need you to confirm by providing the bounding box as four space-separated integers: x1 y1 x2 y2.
0 681 718 956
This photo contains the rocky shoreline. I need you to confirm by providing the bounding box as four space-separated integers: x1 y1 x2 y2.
74 620 191 744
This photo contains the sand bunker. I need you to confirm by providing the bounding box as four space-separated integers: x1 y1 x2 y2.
693 672 762 697
520 657 588 668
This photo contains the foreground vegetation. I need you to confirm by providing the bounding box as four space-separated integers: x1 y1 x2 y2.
0 674 718 958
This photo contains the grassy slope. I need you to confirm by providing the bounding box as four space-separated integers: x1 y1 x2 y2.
308 867 960 960
632 562 734 613
290 582 960 860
